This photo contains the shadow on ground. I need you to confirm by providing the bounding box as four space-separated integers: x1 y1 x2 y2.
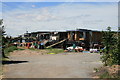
2 61 28 65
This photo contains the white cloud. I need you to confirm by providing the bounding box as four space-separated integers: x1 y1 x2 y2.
31 5 36 7
3 2 118 37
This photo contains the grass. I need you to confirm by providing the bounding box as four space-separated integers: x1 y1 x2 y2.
4 46 24 56
29 48 64 54
100 71 111 78
0 46 25 76
100 72 120 79
46 48 64 54
4 46 18 56
1 46 17 61
29 48 37 51
93 66 120 80
2 46 25 63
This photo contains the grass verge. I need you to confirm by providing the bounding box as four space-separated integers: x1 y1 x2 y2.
29 48 64 54
46 48 64 54
4 46 25 56
93 66 120 80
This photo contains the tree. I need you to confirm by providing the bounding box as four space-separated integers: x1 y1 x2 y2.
101 27 119 66
0 19 8 58
117 27 120 65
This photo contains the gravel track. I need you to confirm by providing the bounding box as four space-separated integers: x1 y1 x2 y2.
3 49 103 78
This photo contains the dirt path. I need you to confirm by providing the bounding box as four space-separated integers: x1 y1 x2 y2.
3 49 103 78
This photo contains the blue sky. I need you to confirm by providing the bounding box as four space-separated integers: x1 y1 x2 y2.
2 2 117 11
2 0 120 2
2 2 118 37
2 2 65 11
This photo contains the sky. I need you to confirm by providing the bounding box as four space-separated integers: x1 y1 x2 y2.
1 0 120 2
1 2 119 37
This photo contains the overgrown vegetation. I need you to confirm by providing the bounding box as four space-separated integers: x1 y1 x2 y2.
100 72 120 79
100 71 111 78
46 48 64 54
94 27 120 79
101 27 119 66
4 46 24 56
93 66 120 79
99 68 120 79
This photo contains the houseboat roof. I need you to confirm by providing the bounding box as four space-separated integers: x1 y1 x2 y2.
66 29 102 32
30 30 67 34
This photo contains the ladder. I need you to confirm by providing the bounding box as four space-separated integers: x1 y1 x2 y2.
46 39 67 48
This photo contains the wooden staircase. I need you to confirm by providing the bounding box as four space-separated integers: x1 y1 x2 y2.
46 39 67 48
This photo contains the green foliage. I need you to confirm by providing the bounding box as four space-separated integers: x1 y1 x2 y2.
118 27 120 65
101 27 119 66
93 68 99 72
29 48 36 50
0 19 13 58
4 46 18 56
46 48 64 54
100 71 111 78
99 70 120 79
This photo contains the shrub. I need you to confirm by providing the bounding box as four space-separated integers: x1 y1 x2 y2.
101 27 119 66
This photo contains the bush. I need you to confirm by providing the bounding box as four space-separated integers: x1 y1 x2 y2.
101 27 119 66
